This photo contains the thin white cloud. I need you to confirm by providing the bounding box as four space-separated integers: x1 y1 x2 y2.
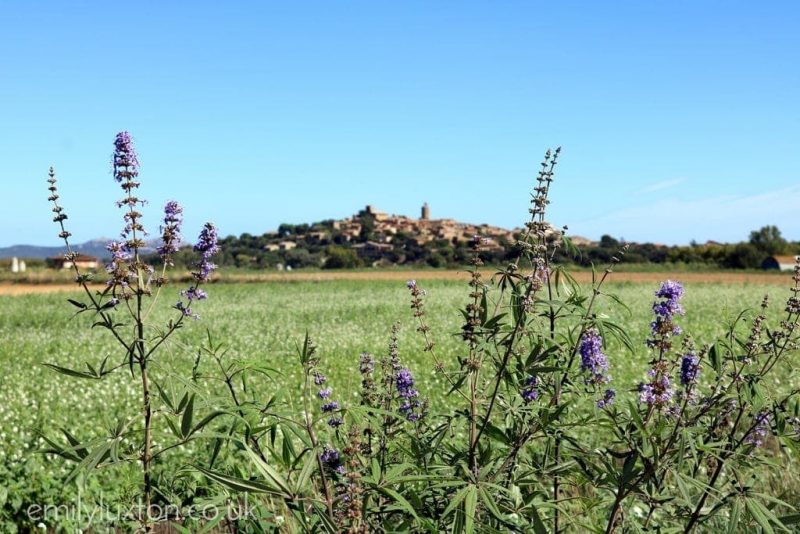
634 178 687 195
572 184 800 244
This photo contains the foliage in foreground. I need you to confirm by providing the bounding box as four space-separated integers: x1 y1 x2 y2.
37 137 800 532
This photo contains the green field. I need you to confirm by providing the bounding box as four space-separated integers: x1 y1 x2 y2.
1 278 799 530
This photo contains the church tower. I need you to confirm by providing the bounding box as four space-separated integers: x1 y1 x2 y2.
421 202 430 220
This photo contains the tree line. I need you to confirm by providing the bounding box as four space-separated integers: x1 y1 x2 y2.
150 224 797 270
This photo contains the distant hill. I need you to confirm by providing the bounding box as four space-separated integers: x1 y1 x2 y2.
0 238 161 260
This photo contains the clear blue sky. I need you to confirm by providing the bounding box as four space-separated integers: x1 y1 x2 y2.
2 1 798 247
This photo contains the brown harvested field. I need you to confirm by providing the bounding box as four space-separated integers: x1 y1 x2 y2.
0 270 791 296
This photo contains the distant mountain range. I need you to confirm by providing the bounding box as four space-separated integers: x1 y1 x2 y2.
0 239 161 260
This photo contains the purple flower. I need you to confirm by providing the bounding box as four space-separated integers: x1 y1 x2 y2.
597 389 616 409
318 387 332 399
746 411 771 448
395 367 422 421
648 280 685 348
314 372 327 385
321 401 339 413
327 416 343 428
174 301 198 319
396 368 415 394
655 280 684 301
175 222 219 315
175 286 207 320
163 200 182 224
652 299 684 319
192 222 219 282
680 353 700 386
639 366 673 407
157 201 183 262
194 222 220 256
105 240 131 274
652 280 685 323
112 131 140 182
406 280 417 290
182 287 207 301
521 375 539 403
579 329 610 385
320 446 345 475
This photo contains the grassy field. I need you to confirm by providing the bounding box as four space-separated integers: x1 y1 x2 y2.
0 264 788 287
1 276 799 529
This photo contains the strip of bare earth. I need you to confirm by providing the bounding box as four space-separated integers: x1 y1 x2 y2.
0 270 789 295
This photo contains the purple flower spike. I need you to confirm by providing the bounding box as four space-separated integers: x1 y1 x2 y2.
597 389 616 408
105 241 131 273
655 280 684 301
521 375 539 403
320 446 345 475
112 131 140 182
321 401 339 413
158 201 183 263
579 329 610 385
648 280 686 348
327 416 343 428
395 367 422 421
193 222 219 282
639 363 673 408
680 353 700 386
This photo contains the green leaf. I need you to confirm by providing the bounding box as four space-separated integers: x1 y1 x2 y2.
245 446 294 498
727 498 741 534
67 298 87 310
294 450 316 494
190 410 226 436
154 381 175 411
281 429 296 466
164 416 182 439
197 512 226 534
482 423 510 445
464 485 477 534
43 363 99 380
746 498 776 534
177 391 190 413
181 394 195 439
60 429 88 459
478 487 504 523
377 486 420 521
527 502 549 534
709 344 721 374
194 465 278 494
65 440 113 484
311 501 338 533
442 485 469 520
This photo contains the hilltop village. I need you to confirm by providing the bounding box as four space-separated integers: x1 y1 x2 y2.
266 204 516 255
215 203 547 269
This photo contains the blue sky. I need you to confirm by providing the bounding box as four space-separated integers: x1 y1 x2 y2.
1 1 798 247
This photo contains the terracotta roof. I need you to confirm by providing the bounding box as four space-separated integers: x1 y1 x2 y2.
771 255 800 264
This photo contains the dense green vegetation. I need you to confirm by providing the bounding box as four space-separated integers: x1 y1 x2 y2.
1 279 799 531
148 224 800 271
